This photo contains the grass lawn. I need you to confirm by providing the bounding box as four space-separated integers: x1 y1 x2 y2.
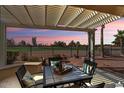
7 46 88 52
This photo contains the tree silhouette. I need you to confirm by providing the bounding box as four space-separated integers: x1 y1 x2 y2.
76 41 81 46
32 37 37 46
68 40 76 47
76 41 81 58
7 39 15 47
112 30 124 46
18 40 26 46
53 41 66 47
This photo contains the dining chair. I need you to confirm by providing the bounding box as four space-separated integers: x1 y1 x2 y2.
75 58 97 87
16 65 43 88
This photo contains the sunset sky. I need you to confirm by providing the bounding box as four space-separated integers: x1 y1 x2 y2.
6 18 124 45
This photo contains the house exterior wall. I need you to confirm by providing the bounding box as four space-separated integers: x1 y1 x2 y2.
0 22 7 66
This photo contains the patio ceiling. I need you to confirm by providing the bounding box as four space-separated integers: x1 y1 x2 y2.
73 5 124 17
0 5 122 32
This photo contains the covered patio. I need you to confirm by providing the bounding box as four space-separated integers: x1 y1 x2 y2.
0 57 124 88
0 5 124 88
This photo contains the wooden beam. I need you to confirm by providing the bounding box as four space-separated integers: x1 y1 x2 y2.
89 15 112 28
24 5 35 25
77 11 98 27
45 5 47 26
78 13 99 27
2 6 23 25
91 15 120 28
55 6 68 26
65 9 85 27
79 13 100 28
73 10 91 27
6 24 96 32
72 5 124 17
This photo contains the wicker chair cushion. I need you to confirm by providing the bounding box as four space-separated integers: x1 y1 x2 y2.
22 71 35 87
50 61 60 68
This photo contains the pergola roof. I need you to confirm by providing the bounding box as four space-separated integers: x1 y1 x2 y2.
0 5 123 32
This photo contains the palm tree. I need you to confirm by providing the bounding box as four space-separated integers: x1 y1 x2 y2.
53 41 66 47
112 30 124 56
18 40 26 46
32 37 37 46
68 40 76 57
68 40 76 47
76 41 81 58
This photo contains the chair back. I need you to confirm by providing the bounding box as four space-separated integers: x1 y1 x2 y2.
15 65 27 88
41 57 47 66
83 59 97 75
48 57 62 66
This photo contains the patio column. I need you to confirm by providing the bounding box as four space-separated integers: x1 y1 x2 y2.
88 31 95 61
101 25 105 57
0 22 7 66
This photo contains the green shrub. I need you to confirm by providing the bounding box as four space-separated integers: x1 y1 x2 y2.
7 52 19 64
21 53 28 61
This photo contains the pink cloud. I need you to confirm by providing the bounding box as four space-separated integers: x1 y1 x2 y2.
32 29 49 32
7 27 49 32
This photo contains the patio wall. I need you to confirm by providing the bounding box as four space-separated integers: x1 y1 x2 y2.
17 50 88 60
7 46 124 61
0 65 19 80
0 63 42 81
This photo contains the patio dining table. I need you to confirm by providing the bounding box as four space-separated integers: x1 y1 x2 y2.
43 64 93 88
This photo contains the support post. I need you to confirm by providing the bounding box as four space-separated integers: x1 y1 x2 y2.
70 47 72 57
0 22 7 66
88 31 95 62
30 46 32 58
101 25 105 57
52 46 54 56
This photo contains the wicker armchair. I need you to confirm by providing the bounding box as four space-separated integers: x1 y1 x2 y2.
15 65 43 88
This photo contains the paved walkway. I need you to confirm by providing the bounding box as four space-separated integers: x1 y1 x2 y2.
0 71 116 88
69 57 124 74
96 69 124 84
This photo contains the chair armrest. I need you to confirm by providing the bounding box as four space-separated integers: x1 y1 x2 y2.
32 71 43 75
28 82 43 88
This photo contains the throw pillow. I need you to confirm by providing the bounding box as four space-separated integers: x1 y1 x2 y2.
22 71 35 87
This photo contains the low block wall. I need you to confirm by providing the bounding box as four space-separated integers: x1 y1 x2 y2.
0 62 42 81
